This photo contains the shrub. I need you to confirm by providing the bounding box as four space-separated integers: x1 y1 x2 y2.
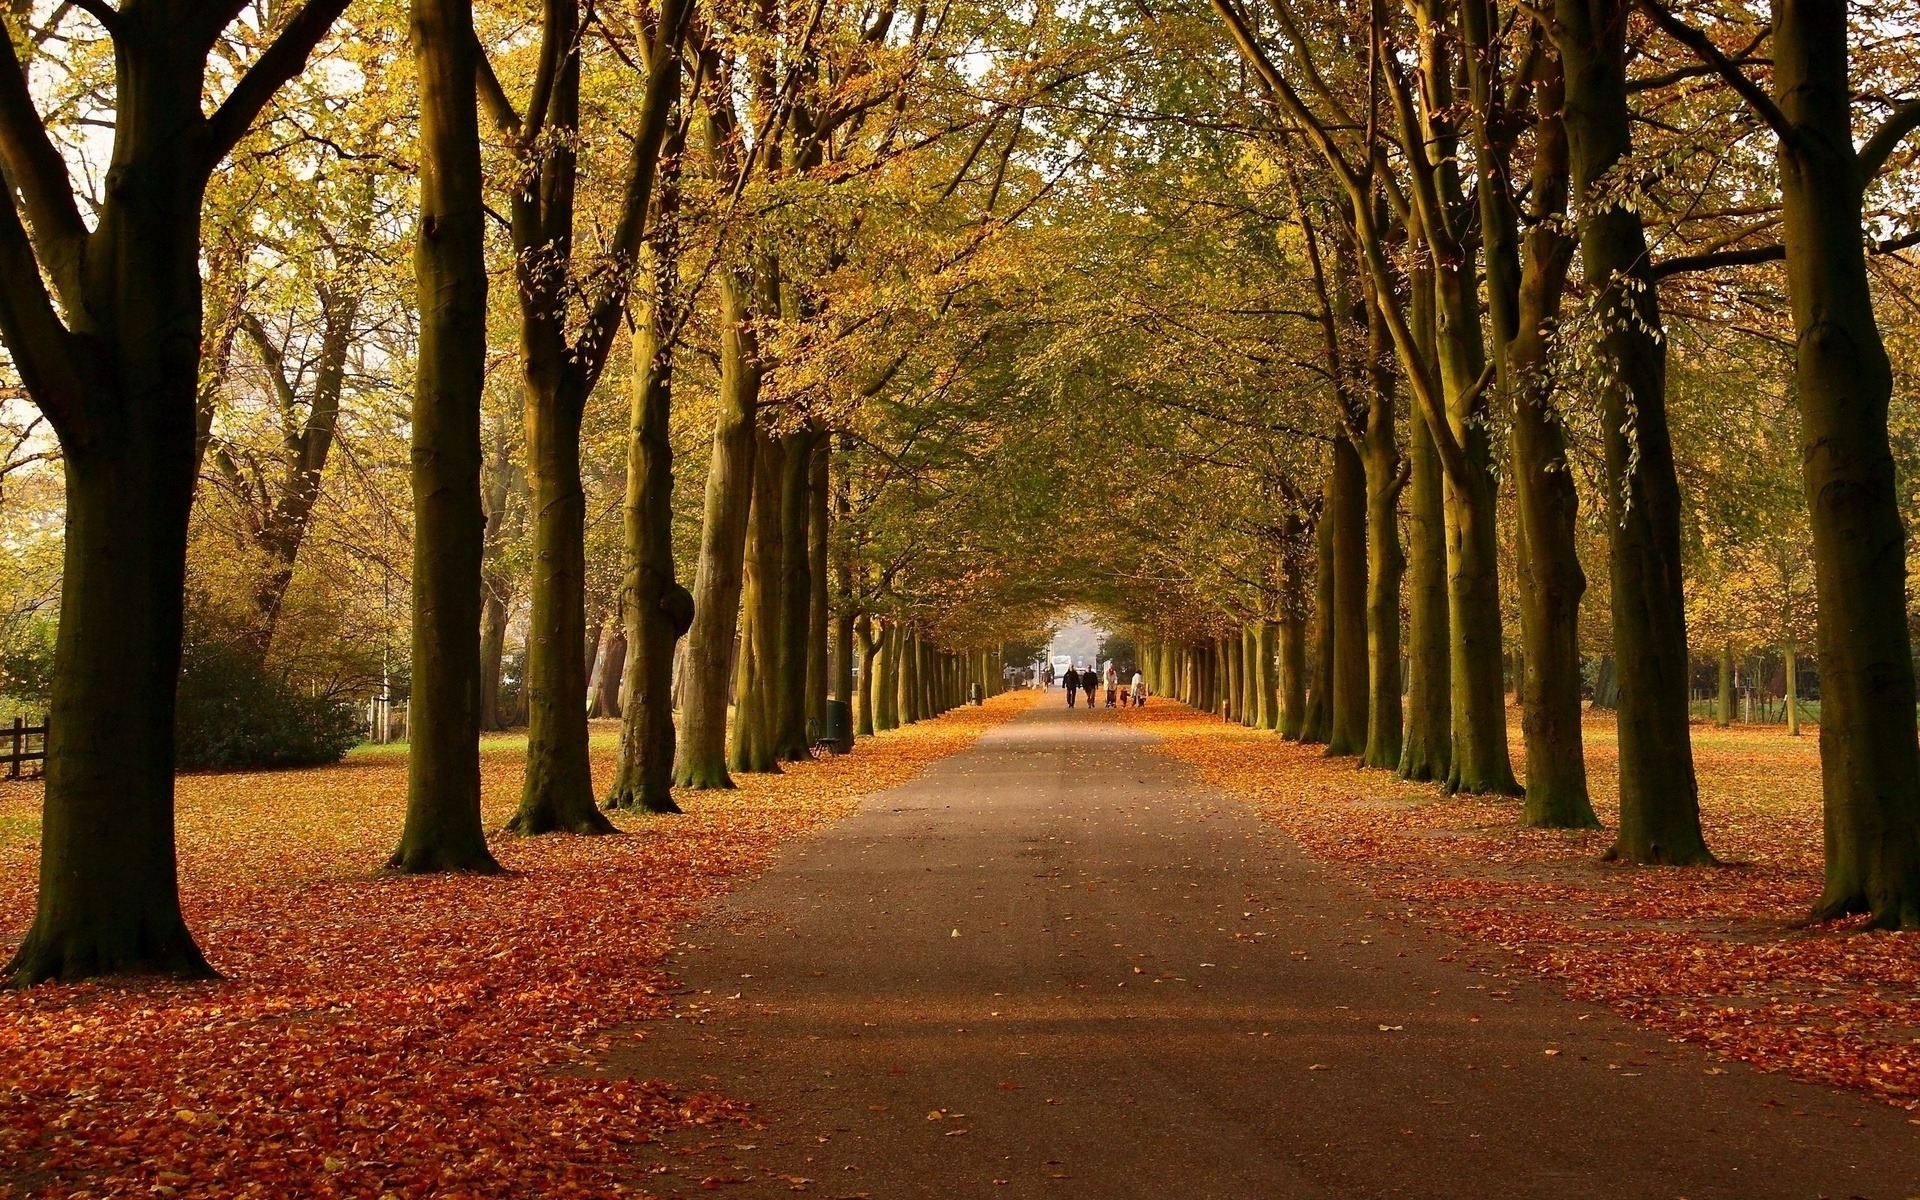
176 611 362 772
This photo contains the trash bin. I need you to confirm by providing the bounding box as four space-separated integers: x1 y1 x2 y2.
969 682 985 706
825 699 853 752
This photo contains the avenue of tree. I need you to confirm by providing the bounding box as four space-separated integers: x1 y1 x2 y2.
2 0 1920 983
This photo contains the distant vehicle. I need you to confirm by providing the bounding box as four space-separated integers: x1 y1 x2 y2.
1050 654 1073 677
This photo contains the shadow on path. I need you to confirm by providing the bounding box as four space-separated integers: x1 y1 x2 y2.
608 702 1919 1199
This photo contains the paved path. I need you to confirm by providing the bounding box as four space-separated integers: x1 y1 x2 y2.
615 702 1920 1199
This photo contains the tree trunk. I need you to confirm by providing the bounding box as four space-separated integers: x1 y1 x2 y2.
901 628 922 723
478 433 523 732
235 291 354 655
808 438 831 727
1399 298 1452 782
1222 630 1241 723
854 613 877 736
731 433 784 774
1303 488 1335 745
1770 0 1920 924
1785 636 1801 737
1717 642 1734 727
673 270 759 789
606 213 692 813
12 445 211 980
1360 290 1404 769
1257 620 1280 731
1328 437 1368 757
1485 45 1595 828
772 431 813 761
508 367 613 835
1559 0 1709 862
478 588 511 731
875 619 900 731
390 0 500 875
592 625 626 718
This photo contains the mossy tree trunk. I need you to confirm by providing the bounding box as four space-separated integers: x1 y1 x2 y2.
1399 283 1451 782
606 129 693 814
1303 486 1336 744
1474 34 1596 828
1770 0 1920 923
773 430 814 762
808 437 832 729
674 270 759 789
390 0 500 877
730 433 784 775
854 613 877 736
1327 438 1368 756
1257 620 1280 730
1559 0 1709 862
1278 526 1310 739
492 0 683 836
1359 284 1405 769
875 619 900 731
1717 642 1735 727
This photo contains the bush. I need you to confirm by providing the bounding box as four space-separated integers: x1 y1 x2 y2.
176 615 363 772
0 610 55 719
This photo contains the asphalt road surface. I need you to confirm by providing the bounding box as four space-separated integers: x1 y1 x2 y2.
613 701 1920 1199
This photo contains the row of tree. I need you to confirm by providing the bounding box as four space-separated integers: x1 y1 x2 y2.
1111 0 1920 929
6 0 1920 985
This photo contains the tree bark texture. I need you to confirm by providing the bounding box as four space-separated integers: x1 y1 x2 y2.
772 431 813 761
1360 290 1405 769
607 188 693 813
875 620 900 731
1773 0 1920 923
1480 41 1596 828
390 0 500 876
1559 0 1709 862
853 613 877 736
808 438 832 726
731 433 784 774
1303 487 1336 744
1327 437 1369 757
674 270 759 788
1399 288 1452 781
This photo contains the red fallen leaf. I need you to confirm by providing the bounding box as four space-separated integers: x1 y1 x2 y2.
0 694 1037 1199
1120 703 1920 1111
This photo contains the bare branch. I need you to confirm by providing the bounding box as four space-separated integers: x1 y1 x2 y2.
1856 97 1920 184
0 28 86 308
1636 0 1794 145
201 0 354 170
0 182 91 441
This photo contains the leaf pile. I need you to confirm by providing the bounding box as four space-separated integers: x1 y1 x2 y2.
1117 701 1920 1109
0 690 1037 1199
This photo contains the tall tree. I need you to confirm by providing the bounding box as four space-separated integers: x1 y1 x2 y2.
1557 0 1711 862
391 0 500 876
0 0 354 981
479 0 688 835
1641 0 1920 917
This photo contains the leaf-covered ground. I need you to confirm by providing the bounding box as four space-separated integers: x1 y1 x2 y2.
0 690 1037 1199
1116 700 1920 1112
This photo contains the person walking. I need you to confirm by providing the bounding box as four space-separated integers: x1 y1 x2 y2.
1131 668 1146 707
1104 661 1119 708
1063 664 1079 707
1083 665 1099 709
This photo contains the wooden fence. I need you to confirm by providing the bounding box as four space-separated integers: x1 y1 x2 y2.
4 716 46 779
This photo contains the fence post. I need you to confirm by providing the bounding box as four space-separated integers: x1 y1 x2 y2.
9 716 20 779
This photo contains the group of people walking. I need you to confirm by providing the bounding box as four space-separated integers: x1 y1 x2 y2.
1056 662 1147 709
